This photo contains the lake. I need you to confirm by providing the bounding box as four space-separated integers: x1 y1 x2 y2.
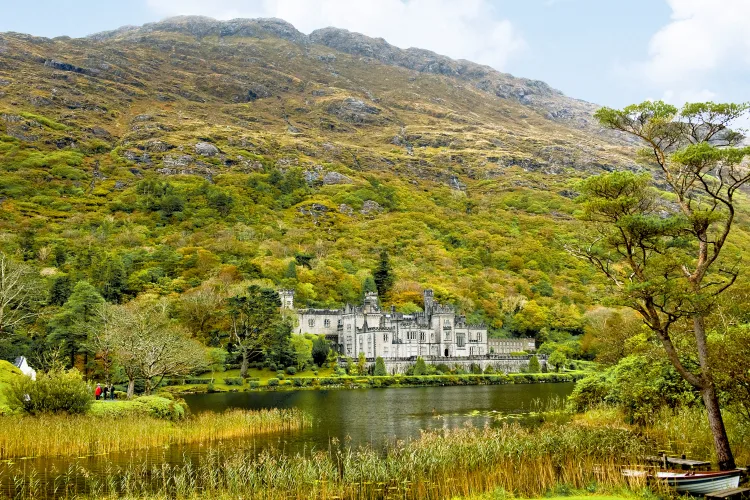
0 383 575 497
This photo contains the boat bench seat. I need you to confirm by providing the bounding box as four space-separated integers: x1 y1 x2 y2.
705 487 750 500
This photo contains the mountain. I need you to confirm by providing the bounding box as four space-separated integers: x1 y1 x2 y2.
0 16 736 336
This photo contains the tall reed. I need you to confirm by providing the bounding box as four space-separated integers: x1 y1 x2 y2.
2 423 651 500
0 408 309 459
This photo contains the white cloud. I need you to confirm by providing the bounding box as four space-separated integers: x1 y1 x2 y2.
634 0 750 106
145 0 526 71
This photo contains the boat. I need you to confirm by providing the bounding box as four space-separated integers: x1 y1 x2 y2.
621 468 742 494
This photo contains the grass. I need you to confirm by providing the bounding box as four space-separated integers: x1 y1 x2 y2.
2 422 654 500
0 407 309 459
0 401 682 500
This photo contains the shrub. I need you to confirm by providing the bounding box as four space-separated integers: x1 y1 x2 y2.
224 377 244 386
470 363 482 374
435 363 451 374
413 357 427 376
311 336 330 366
286 366 297 375
374 357 387 376
269 363 278 372
88 396 186 420
185 378 212 385
277 372 285 380
5 369 92 415
484 365 495 374
313 370 319 376
249 381 260 389
267 378 279 387
528 355 541 373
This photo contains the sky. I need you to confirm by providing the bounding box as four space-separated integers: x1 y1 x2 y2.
0 0 748 112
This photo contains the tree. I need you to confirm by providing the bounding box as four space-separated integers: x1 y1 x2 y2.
0 253 40 337
413 356 427 376
284 261 297 280
571 100 750 469
357 351 366 375
178 284 225 341
311 336 330 366
373 250 394 298
528 355 540 373
374 356 387 376
108 299 207 397
548 350 567 372
227 285 282 377
290 334 312 370
48 281 104 369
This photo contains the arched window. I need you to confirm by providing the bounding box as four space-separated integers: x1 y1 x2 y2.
308 318 315 327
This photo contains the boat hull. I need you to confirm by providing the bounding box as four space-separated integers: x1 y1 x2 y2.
659 470 741 495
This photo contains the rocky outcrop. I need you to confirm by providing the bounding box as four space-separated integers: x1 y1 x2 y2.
194 142 219 157
327 97 383 125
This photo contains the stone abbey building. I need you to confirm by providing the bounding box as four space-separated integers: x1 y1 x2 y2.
280 289 489 359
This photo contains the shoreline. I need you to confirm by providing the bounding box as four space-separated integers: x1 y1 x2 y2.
166 371 586 395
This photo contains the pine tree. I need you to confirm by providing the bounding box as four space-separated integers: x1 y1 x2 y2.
48 281 105 369
373 250 394 298
528 355 540 373
311 336 330 366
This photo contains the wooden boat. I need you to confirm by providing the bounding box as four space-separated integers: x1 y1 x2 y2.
656 470 742 494
622 469 742 494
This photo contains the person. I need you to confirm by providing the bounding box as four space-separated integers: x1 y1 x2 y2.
102 385 108 399
109 384 115 400
94 383 102 400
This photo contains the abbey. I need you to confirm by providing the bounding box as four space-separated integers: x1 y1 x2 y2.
280 289 488 359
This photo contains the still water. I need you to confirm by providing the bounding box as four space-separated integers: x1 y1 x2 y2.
183 382 575 451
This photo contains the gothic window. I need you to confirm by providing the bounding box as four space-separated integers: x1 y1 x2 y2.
407 331 416 341
419 331 426 342
308 318 315 327
383 333 388 342
324 319 331 328
457 333 466 348
346 324 352 332
477 332 482 342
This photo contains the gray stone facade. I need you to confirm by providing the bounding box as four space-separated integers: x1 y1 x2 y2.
487 337 536 354
280 289 489 359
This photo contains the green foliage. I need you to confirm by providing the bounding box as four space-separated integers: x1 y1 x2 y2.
548 350 567 372
373 250 394 299
88 395 187 420
224 377 244 386
374 356 387 376
311 336 330 366
569 355 698 424
5 368 93 415
413 356 427 376
528 355 540 373
267 378 279 387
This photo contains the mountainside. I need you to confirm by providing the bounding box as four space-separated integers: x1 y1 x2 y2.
1 16 748 337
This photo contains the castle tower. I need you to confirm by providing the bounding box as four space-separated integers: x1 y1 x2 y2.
363 291 379 313
279 289 295 310
423 289 434 315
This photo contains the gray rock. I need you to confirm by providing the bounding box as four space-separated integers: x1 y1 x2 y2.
322 171 352 185
327 97 382 125
360 200 383 215
144 140 173 153
338 203 354 216
194 142 219 156
163 155 193 168
132 114 153 122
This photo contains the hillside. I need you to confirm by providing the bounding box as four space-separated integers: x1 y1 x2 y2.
1 16 749 338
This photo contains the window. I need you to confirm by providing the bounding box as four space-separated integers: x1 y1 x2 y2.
346 324 352 332
419 331 426 342
383 333 388 342
324 319 331 328
457 333 465 348
308 319 315 327
407 331 416 341
478 332 482 342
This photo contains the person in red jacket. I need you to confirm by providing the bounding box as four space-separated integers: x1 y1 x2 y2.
94 383 102 400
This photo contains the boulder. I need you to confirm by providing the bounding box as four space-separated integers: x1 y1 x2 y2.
194 142 219 156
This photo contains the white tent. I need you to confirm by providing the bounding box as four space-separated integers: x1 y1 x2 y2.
13 356 36 381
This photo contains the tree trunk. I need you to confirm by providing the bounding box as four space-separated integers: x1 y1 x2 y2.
144 378 152 395
693 315 735 470
702 384 735 470
240 348 248 378
127 378 135 399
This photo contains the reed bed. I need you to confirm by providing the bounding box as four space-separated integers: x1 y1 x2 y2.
2 423 652 500
0 408 309 459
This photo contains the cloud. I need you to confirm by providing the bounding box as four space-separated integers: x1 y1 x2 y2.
633 0 750 106
145 0 526 70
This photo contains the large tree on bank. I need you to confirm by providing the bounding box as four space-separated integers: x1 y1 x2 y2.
571 101 749 470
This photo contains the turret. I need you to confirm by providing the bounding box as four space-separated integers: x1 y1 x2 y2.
423 289 434 315
279 289 295 310
364 291 379 313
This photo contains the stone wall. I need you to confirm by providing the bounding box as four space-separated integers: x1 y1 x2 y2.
340 355 547 375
